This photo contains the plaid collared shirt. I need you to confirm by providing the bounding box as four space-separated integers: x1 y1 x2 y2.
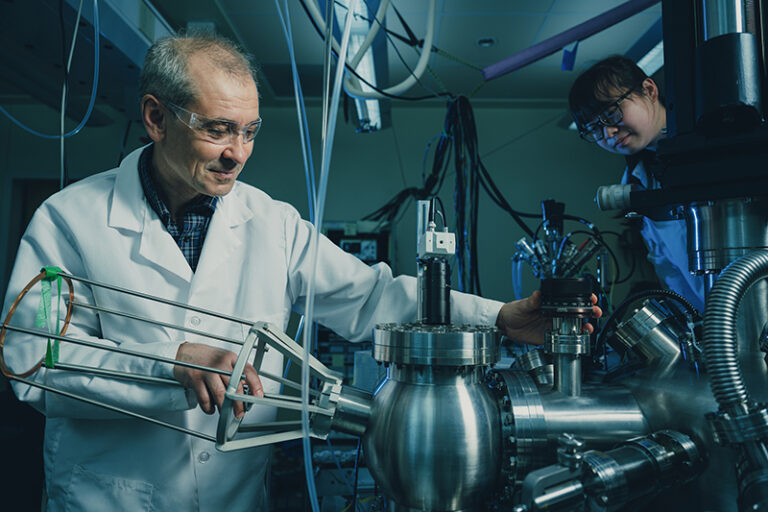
138 146 218 272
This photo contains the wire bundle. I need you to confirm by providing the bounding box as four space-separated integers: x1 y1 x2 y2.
365 96 539 294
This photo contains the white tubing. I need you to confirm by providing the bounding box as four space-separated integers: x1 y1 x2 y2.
303 0 437 99
347 0 391 69
344 0 437 98
299 3 358 512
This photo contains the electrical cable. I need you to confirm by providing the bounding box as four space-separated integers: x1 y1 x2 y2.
600 230 638 285
59 0 76 189
275 0 318 221
299 4 357 511
511 257 524 300
351 438 363 512
117 119 133 166
596 288 703 353
480 112 564 159
60 0 86 189
324 438 366 512
343 0 439 99
297 0 449 101
356 0 446 99
0 0 99 141
567 229 622 285
391 124 408 188
365 95 542 294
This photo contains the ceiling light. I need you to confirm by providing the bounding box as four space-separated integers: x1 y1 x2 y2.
335 0 382 132
476 37 496 48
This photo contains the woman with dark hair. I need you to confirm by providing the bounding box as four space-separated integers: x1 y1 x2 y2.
569 55 705 312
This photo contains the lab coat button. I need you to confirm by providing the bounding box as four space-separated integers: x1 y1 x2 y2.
190 316 201 327
198 451 210 463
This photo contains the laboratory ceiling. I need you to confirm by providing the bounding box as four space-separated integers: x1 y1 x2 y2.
0 0 662 127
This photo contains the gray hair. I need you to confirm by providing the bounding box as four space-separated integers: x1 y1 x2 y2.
139 30 259 108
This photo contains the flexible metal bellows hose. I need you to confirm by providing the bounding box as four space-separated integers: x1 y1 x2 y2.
703 250 768 414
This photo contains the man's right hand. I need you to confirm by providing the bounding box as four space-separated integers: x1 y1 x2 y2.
173 342 264 418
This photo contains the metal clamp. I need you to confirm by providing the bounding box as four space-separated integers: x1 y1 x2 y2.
546 332 591 355
708 407 768 445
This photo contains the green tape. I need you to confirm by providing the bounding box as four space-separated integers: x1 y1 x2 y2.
42 266 62 280
37 267 63 368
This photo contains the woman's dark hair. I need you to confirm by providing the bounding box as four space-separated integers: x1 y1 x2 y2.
568 55 649 129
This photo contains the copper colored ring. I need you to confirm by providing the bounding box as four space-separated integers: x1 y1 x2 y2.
0 270 75 378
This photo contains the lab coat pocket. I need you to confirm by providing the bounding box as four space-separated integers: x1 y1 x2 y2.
64 464 154 512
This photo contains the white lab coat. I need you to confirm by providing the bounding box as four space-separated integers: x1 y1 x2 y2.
622 160 706 312
2 147 503 511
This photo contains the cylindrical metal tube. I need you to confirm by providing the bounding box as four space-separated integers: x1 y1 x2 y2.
612 299 684 374
538 388 650 445
495 370 649 480
549 317 589 397
330 386 373 437
554 354 581 397
581 430 705 511
695 32 762 133
701 0 747 40
684 198 768 275
531 480 585 511
419 257 451 325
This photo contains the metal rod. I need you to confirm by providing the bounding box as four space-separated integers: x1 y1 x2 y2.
258 324 342 384
226 392 333 416
238 420 303 433
10 375 217 442
258 369 321 397
58 271 254 326
257 325 343 383
54 362 181 386
3 324 234 379
554 354 582 397
70 300 245 346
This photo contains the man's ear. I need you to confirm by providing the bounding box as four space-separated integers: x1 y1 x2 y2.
141 94 166 142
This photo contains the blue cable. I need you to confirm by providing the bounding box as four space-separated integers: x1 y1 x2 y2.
0 0 100 139
275 0 317 221
324 438 367 512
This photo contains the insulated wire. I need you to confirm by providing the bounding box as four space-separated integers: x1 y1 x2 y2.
361 0 445 99
0 0 99 140
297 0 448 101
300 4 358 511
60 0 85 189
324 438 366 512
342 0 436 98
275 0 317 221
321 0 333 149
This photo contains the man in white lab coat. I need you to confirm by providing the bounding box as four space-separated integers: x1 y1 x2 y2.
1 33 597 511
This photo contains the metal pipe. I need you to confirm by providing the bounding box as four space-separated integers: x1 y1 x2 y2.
554 354 580 397
12 375 217 442
71 300 245 346
60 271 254 326
482 0 660 81
702 0 748 40
539 387 650 445
2 324 234 378
330 386 373 437
551 318 585 397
